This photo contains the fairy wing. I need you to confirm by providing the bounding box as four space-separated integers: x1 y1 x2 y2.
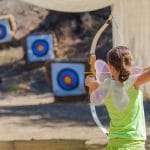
91 60 144 106
95 59 112 82
95 60 144 86
131 66 144 80
110 66 144 110
90 59 110 135
90 60 111 106
124 66 144 90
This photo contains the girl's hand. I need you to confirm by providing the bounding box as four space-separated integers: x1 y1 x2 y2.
85 75 95 87
85 75 100 94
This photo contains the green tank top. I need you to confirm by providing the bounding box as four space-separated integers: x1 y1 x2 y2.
104 85 146 140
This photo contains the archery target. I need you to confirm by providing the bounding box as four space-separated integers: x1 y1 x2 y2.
51 63 86 96
0 19 12 43
26 34 54 62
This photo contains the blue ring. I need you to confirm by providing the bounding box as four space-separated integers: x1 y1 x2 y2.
57 68 79 91
32 39 49 57
0 24 7 40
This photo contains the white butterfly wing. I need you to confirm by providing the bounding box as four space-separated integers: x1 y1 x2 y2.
95 60 112 82
124 66 144 90
90 60 111 105
131 66 144 80
111 66 144 110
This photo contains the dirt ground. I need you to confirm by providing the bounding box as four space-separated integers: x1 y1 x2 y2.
0 93 108 145
0 94 150 150
0 93 108 150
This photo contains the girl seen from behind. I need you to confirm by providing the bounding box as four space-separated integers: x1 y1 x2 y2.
85 46 150 150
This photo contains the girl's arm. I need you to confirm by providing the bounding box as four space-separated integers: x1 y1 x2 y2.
134 67 150 89
85 76 104 105
85 76 101 94
144 67 150 71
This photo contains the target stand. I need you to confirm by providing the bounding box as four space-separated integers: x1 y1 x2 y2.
0 19 12 43
46 60 89 102
24 33 54 68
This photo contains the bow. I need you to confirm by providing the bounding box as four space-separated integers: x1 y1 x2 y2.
88 14 112 136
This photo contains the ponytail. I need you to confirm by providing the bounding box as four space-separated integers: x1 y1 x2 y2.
107 46 133 83
119 69 130 82
118 49 131 82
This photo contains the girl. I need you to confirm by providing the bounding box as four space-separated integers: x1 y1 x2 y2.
85 46 150 150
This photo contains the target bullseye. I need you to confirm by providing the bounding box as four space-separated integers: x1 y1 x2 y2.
63 75 73 85
32 39 49 57
57 69 79 91
37 45 44 51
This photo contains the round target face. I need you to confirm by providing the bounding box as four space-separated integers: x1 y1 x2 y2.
31 39 49 57
57 68 79 91
0 24 7 40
